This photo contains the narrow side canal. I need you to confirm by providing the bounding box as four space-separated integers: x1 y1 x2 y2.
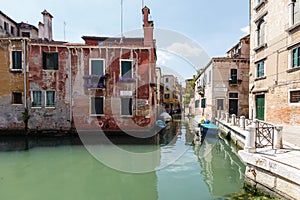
0 120 246 200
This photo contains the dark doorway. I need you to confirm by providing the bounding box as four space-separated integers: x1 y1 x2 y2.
229 99 238 115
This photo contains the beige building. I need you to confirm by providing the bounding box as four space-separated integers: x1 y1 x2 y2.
195 35 250 120
249 0 300 125
162 74 181 113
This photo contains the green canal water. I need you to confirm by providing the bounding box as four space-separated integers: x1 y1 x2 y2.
0 122 246 200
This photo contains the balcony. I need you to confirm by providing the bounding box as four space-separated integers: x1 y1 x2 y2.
228 78 242 86
197 86 205 96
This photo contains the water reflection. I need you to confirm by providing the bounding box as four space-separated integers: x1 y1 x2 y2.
194 138 246 197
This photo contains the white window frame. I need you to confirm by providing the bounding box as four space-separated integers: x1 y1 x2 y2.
31 91 43 108
10 50 23 71
256 59 266 78
216 98 225 110
120 97 133 117
257 18 266 47
89 58 105 75
289 89 300 106
45 90 56 108
90 96 105 116
120 59 133 78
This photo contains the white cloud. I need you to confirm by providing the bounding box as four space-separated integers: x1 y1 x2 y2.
166 42 204 57
157 50 172 66
240 26 250 34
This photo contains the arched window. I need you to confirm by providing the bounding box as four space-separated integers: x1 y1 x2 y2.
257 19 265 46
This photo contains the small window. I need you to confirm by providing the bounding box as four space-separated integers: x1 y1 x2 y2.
201 98 206 108
294 0 300 25
90 59 104 75
230 69 238 83
121 60 132 78
11 51 22 70
32 91 42 107
290 90 300 103
12 92 22 104
216 99 224 110
121 98 133 116
257 19 266 46
46 91 56 107
21 32 30 38
11 26 14 35
257 60 265 77
90 96 104 116
292 47 300 68
229 93 239 99
195 100 200 108
166 78 169 83
43 52 58 70
165 94 170 99
4 22 8 31
209 70 212 84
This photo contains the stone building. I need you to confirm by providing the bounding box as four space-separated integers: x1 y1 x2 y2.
0 10 38 38
249 0 300 125
0 6 158 133
162 74 181 113
194 35 250 121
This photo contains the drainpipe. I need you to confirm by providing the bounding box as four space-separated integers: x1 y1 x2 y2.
22 39 27 109
68 48 73 127
134 49 139 115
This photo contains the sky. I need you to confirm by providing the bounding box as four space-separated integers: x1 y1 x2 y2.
0 0 249 80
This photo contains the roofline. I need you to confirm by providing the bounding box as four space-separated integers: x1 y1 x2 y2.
0 10 19 26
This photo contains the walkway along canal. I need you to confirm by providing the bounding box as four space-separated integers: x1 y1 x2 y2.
0 119 248 200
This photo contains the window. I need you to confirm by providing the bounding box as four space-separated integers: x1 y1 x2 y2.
4 22 8 31
209 70 212 84
12 92 22 104
90 96 104 116
257 60 265 77
90 59 104 75
201 98 206 108
294 0 300 25
43 52 58 70
230 69 238 84
216 99 224 110
257 19 266 46
46 91 56 107
21 32 30 38
121 98 133 116
292 47 300 68
166 78 169 83
229 93 239 99
195 100 200 108
11 26 14 35
32 91 42 107
120 60 132 78
11 51 22 70
164 94 170 99
290 90 300 103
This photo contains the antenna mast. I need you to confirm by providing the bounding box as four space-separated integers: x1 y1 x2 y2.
121 0 124 40
63 21 66 41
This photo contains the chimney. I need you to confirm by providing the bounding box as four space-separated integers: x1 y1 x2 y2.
142 6 154 47
39 10 53 41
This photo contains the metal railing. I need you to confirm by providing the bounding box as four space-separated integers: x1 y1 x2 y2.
255 120 275 148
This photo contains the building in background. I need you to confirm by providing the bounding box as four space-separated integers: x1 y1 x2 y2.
162 74 181 114
249 0 300 125
194 35 250 120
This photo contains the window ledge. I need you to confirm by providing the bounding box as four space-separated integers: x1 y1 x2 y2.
254 0 266 12
90 114 105 117
253 43 267 52
286 22 300 33
121 115 133 118
10 69 23 73
287 67 300 73
254 76 266 81
31 107 42 109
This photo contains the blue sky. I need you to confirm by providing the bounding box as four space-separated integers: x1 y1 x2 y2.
0 0 249 79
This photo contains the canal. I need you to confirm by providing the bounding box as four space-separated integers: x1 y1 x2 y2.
0 120 246 200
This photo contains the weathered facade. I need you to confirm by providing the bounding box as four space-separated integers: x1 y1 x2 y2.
162 74 181 113
0 38 29 129
249 0 300 125
194 35 250 120
0 6 158 133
